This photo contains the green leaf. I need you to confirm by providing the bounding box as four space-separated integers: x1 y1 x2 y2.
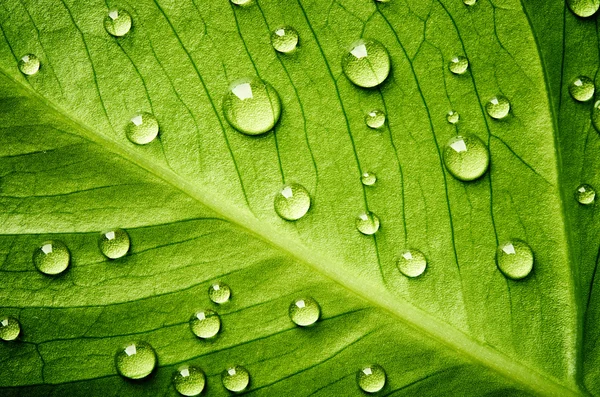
0 0 595 395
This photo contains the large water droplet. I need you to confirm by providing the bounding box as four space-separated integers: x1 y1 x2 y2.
209 282 231 304
463 0 477 5
114 341 156 379
222 365 250 392
0 317 21 341
355 211 380 235
361 172 377 186
271 26 299 54
446 110 460 125
104 9 132 37
485 96 510 119
127 112 159 145
18 54 40 76
99 229 130 259
569 76 595 102
173 365 206 396
365 110 386 129
396 249 427 278
357 364 386 393
567 0 600 17
342 39 390 88
448 56 469 75
189 310 221 339
289 297 320 327
274 183 311 221
443 134 489 181
496 240 533 280
575 184 595 205
33 241 70 275
222 77 281 136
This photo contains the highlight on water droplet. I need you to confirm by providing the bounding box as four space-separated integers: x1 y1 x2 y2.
464 0 477 5
230 0 253 5
446 110 460 125
496 240 534 280
342 39 390 88
114 341 156 379
222 77 281 136
355 211 380 235
127 112 159 145
173 365 206 396
189 310 221 339
209 282 231 304
448 56 469 75
33 240 70 275
569 76 595 102
104 9 132 37
271 26 299 54
222 365 250 392
485 96 510 119
361 171 377 186
274 183 311 221
18 54 40 76
567 0 600 17
575 184 595 205
98 229 130 259
365 110 386 129
356 364 386 393
443 134 489 182
396 249 427 278
289 297 320 327
0 316 21 341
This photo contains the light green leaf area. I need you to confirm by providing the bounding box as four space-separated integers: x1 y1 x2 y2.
0 0 592 395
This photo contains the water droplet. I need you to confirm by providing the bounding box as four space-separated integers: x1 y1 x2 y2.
222 77 281 136
361 172 377 186
342 39 390 88
222 365 250 392
464 0 477 5
396 249 427 278
18 54 40 76
357 364 386 393
289 297 320 326
114 341 156 379
485 96 510 119
365 110 386 129
448 56 469 75
592 100 600 132
355 211 380 235
127 112 159 145
271 26 299 54
575 184 595 205
446 110 460 124
33 240 70 275
374 0 390 3
0 317 20 341
173 365 206 396
274 183 311 221
569 76 595 102
496 240 533 280
231 0 252 5
567 0 599 17
104 9 132 37
189 310 221 339
209 282 231 304
98 229 130 259
443 134 489 182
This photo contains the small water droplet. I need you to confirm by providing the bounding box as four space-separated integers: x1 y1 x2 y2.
114 341 156 379
222 365 250 392
231 0 252 5
485 96 510 119
289 297 320 326
173 365 206 396
592 100 600 132
567 0 599 17
496 240 533 280
104 9 132 37
396 249 427 278
33 240 70 275
0 317 20 341
355 211 380 235
274 183 311 221
127 112 159 145
575 184 595 205
189 310 221 339
365 110 386 129
271 26 299 54
361 172 377 186
98 229 130 259
448 56 469 75
18 54 40 76
374 0 390 3
446 110 460 124
209 282 231 304
443 134 489 181
342 39 390 88
463 0 477 5
569 76 595 102
357 364 386 393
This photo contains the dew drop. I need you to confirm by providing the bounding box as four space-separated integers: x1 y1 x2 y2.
567 0 600 17
342 39 390 88
443 134 489 182
289 297 320 327
355 211 380 235
18 54 40 76
592 100 600 132
396 249 427 278
189 310 221 339
575 184 595 205
361 171 377 186
127 112 159 145
485 96 510 119
98 229 130 259
209 282 231 304
222 365 250 392
230 0 252 5
496 240 533 280
374 0 390 2
569 76 595 102
446 110 460 125
357 364 386 393
173 365 206 396
104 9 132 37
448 56 469 75
464 0 477 5
274 183 311 221
365 110 386 129
33 240 70 275
0 316 21 341
114 341 156 379
271 26 299 54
